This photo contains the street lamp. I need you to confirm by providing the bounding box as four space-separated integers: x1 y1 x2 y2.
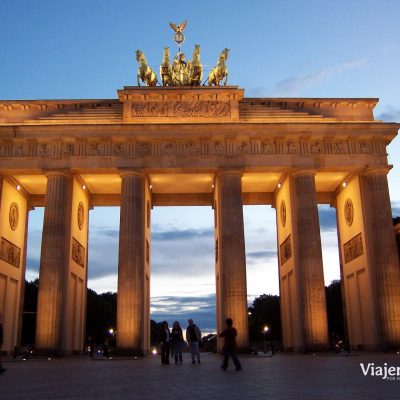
263 326 269 353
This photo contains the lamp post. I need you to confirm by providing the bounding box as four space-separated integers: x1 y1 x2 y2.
263 326 269 353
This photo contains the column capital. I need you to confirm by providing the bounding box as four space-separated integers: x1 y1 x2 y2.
118 169 146 179
362 165 392 177
216 169 243 178
291 169 317 178
43 170 71 179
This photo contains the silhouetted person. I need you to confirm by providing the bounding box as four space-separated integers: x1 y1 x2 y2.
0 313 5 374
186 319 201 364
219 318 242 371
102 340 110 358
160 321 170 365
171 321 184 364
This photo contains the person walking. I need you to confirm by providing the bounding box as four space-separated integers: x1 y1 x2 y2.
0 313 5 374
171 321 184 364
186 319 201 364
219 318 242 371
159 321 170 365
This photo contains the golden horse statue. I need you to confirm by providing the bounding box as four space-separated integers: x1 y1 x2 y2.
136 50 157 87
160 47 173 86
189 45 202 86
207 48 229 86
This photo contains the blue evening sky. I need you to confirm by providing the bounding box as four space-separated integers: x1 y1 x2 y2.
1 0 399 331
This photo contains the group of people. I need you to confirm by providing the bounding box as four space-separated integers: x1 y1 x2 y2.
0 315 242 375
159 317 242 371
159 319 201 365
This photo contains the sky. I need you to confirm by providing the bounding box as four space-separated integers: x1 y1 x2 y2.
1 0 400 332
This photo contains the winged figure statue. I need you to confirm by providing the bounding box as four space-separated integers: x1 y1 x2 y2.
169 20 187 49
169 20 187 34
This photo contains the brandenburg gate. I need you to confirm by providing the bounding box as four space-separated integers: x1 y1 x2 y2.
1 26 399 355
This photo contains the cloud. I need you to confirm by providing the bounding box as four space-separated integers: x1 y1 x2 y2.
377 106 400 122
272 58 367 96
318 206 337 232
152 228 213 241
392 201 400 218
26 256 40 274
246 250 276 260
150 294 216 331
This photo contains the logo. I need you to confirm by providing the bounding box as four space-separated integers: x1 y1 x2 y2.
360 363 400 381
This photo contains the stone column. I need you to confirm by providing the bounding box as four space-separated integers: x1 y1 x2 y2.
36 172 72 353
215 171 248 350
291 171 329 350
361 168 400 348
117 172 146 354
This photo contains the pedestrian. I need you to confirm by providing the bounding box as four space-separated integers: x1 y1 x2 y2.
186 319 201 364
0 313 5 374
171 321 184 364
159 321 170 365
219 318 242 371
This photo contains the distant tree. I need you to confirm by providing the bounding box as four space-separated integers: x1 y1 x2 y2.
21 281 171 349
86 289 117 344
150 320 162 346
248 294 281 342
325 280 345 341
248 281 345 348
22 278 39 344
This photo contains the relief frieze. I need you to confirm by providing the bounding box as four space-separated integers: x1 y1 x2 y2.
280 235 292 266
343 232 363 264
0 138 386 160
13 143 30 157
286 140 298 154
260 140 276 154
71 237 85 268
0 236 21 268
310 141 324 154
136 142 152 156
183 141 200 155
328 141 349 155
130 100 231 118
238 141 251 154
62 143 75 156
113 142 126 156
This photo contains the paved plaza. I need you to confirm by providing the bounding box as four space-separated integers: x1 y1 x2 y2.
0 352 399 399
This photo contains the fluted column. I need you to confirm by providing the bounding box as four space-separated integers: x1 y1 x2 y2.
361 168 400 348
117 172 146 354
215 171 248 350
36 172 72 353
291 171 329 350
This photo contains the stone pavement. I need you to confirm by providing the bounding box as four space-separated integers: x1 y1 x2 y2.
0 352 399 400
